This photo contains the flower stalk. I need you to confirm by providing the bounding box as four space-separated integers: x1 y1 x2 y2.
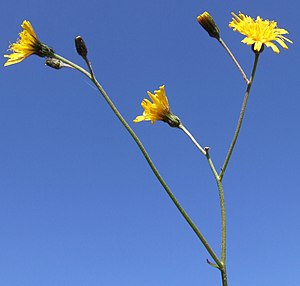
179 127 227 283
52 52 223 269
220 52 260 181
178 124 206 155
218 38 249 84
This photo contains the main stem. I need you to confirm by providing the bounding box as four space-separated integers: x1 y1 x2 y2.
52 53 222 269
205 150 227 286
221 270 228 286
220 52 260 181
179 125 227 284
206 151 226 264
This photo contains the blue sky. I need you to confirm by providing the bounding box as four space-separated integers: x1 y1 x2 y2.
1 1 299 285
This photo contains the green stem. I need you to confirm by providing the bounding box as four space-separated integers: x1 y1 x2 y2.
52 53 222 268
178 124 206 155
205 149 226 265
53 55 92 78
179 125 227 279
219 52 260 181
221 269 228 286
219 38 249 84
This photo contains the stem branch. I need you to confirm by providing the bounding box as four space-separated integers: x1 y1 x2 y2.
220 52 260 181
179 125 227 276
179 124 206 156
219 38 249 84
53 53 222 268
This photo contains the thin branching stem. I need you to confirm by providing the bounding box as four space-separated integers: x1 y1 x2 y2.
219 38 249 84
178 125 227 283
179 124 206 156
52 53 223 269
220 52 260 181
205 150 226 266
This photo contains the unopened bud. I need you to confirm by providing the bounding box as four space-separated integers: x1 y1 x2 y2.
75 36 88 58
45 57 72 69
197 12 220 40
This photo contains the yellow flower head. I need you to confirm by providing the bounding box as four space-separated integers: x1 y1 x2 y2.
4 20 53 66
134 85 180 127
229 12 293 54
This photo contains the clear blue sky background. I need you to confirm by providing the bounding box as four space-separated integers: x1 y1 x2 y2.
1 1 299 285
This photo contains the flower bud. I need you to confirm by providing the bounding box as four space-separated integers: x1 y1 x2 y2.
45 57 72 69
197 12 220 40
75 36 88 58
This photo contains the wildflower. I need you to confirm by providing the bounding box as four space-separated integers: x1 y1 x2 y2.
229 12 293 54
197 12 220 40
4 20 53 66
133 85 180 127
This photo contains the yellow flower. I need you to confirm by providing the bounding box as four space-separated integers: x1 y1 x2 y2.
134 85 180 127
229 12 293 54
4 20 53 66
